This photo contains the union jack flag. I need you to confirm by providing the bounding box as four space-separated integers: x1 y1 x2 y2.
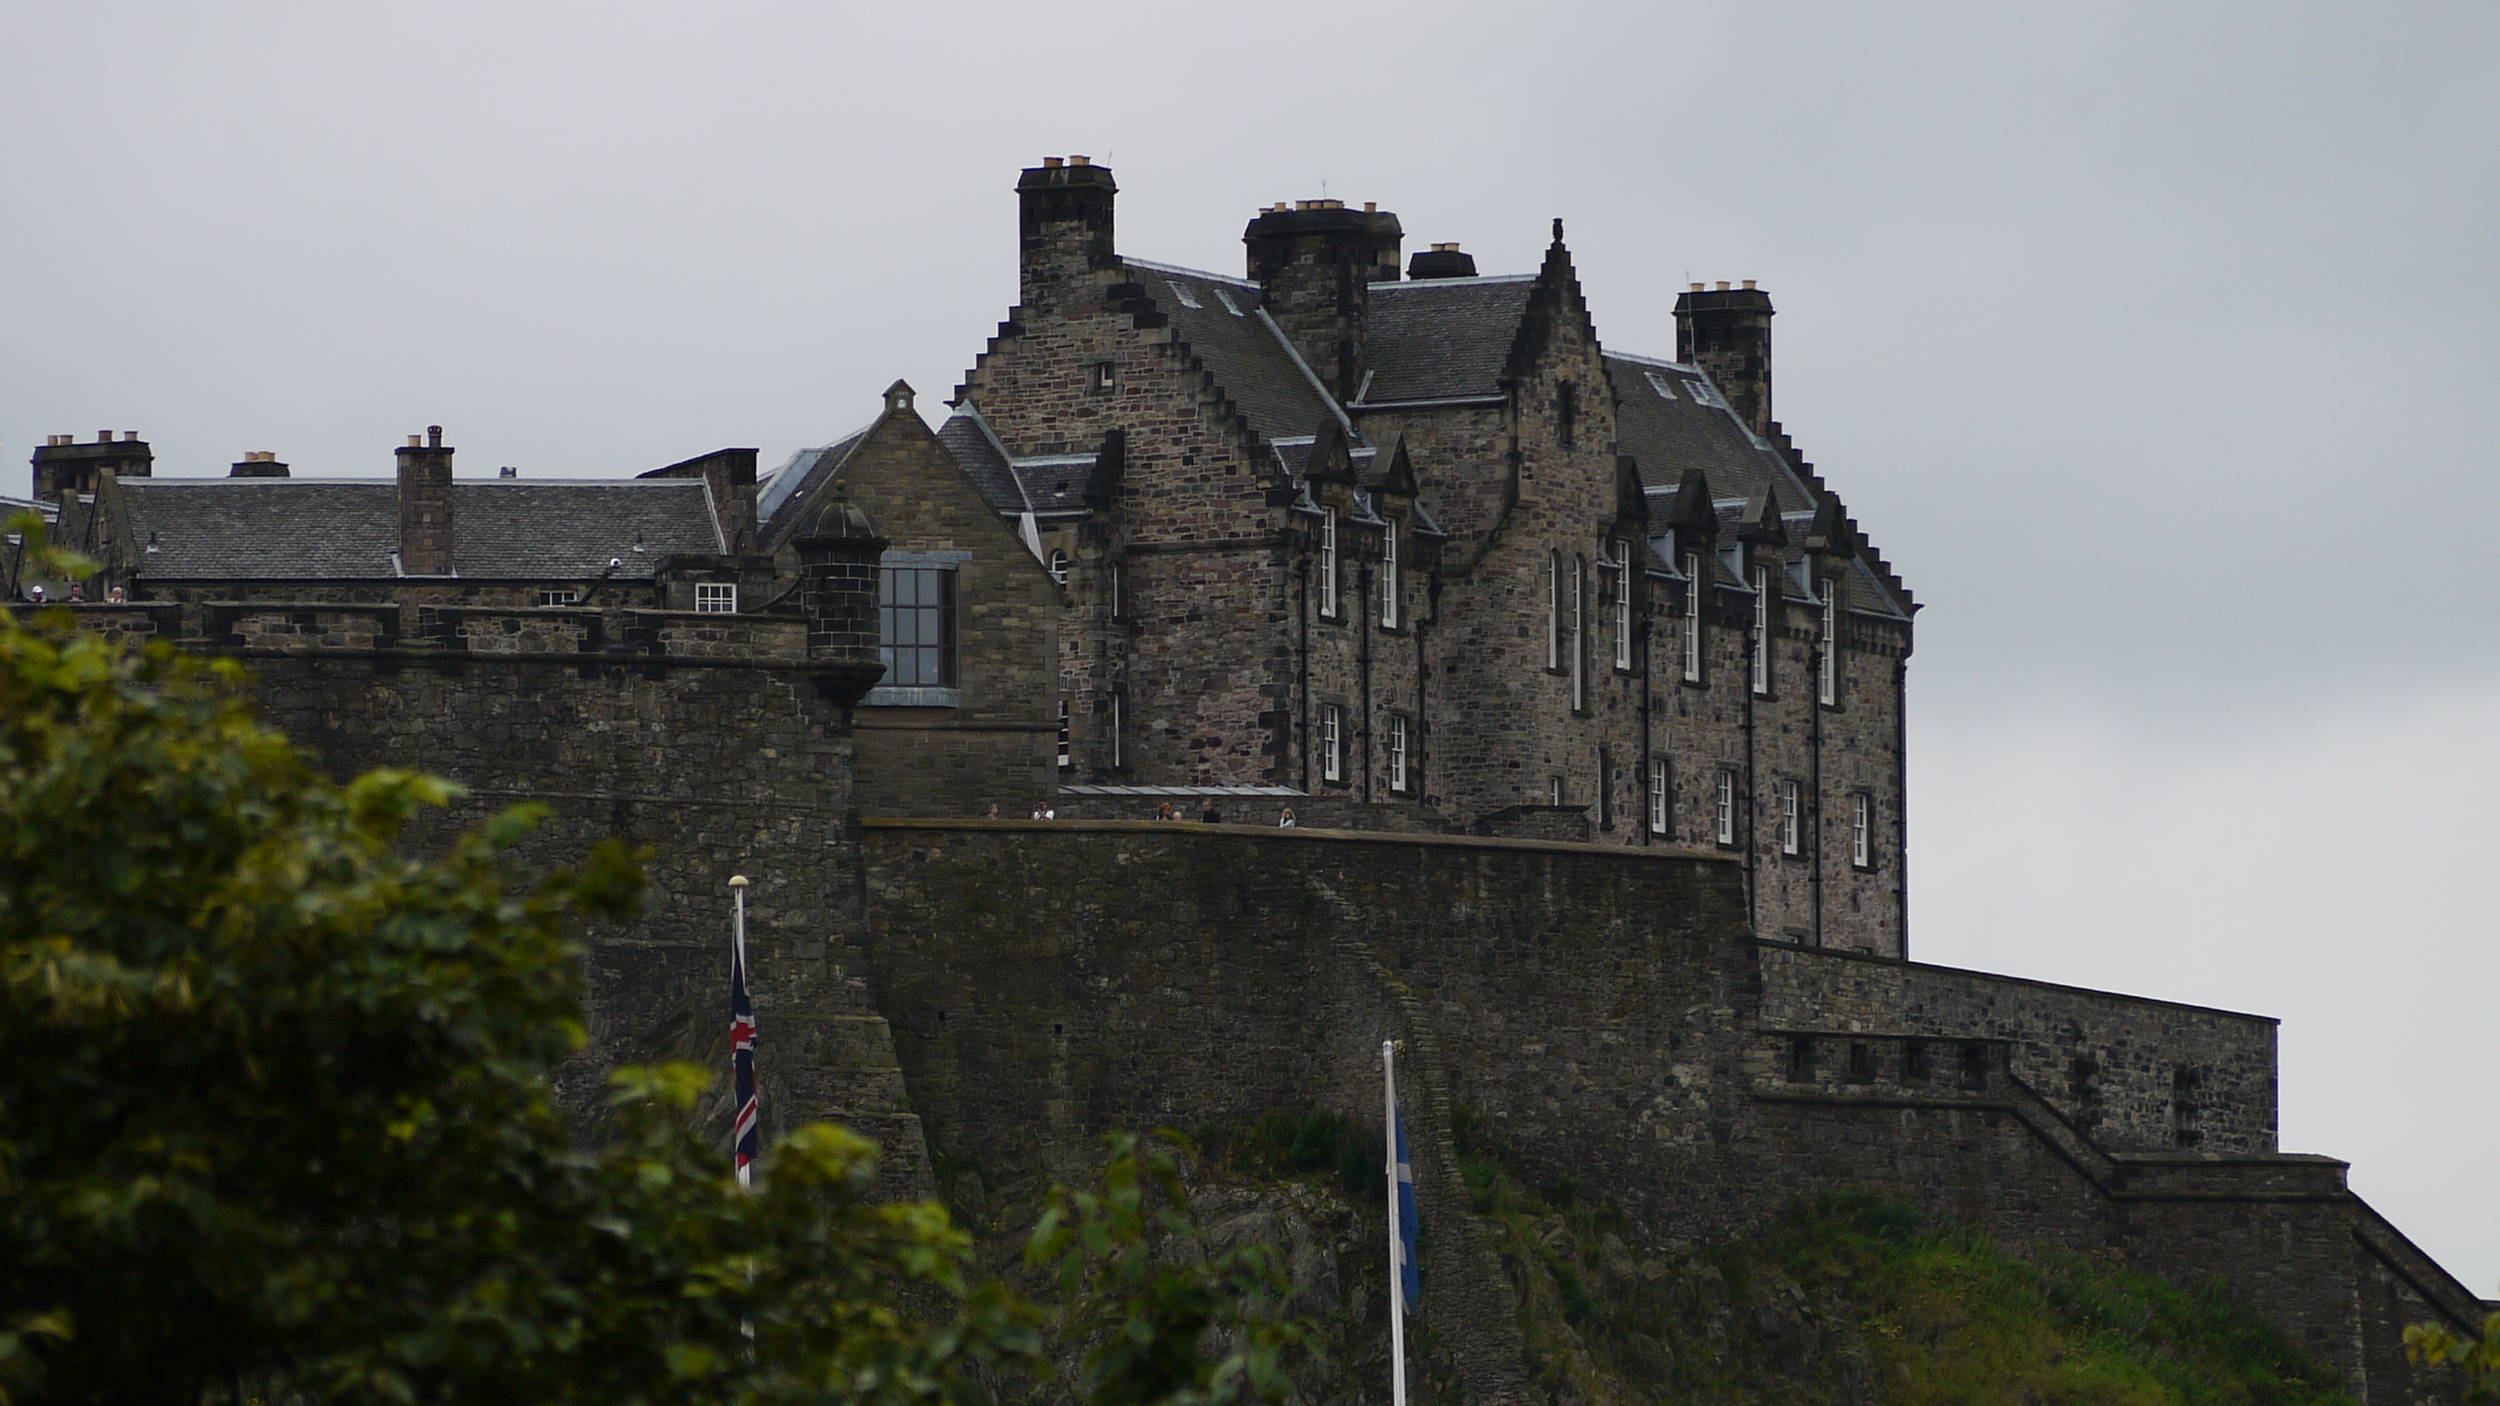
730 928 759 1182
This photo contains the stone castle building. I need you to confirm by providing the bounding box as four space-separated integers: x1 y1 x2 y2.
8 159 2488 1401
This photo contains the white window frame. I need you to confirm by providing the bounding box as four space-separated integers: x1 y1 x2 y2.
1319 511 1339 619
1612 544 1632 671
695 581 738 614
1570 555 1587 711
1749 566 1769 695
1715 769 1737 846
1852 792 1873 868
1107 560 1122 618
538 588 582 607
1682 553 1704 683
1780 779 1802 856
1387 713 1409 792
1049 549 1069 586
1819 582 1838 707
1381 520 1400 629
1647 758 1669 835
1057 700 1072 769
1111 693 1125 769
1548 551 1563 669
1321 703 1344 783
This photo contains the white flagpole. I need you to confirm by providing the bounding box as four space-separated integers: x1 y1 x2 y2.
1384 1038 1408 1406
731 875 751 1191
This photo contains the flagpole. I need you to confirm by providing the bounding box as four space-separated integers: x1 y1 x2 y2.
1384 1038 1408 1406
731 874 753 1191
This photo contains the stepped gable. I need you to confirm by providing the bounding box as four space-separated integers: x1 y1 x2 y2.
757 426 872 551
1355 274 1538 404
1121 260 1346 449
120 477 722 581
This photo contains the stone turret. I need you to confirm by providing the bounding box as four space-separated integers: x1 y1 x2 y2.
1676 282 1775 435
793 481 889 703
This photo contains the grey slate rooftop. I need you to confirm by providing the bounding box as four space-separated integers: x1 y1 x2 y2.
1356 276 1537 404
1124 260 1342 445
121 478 723 580
757 427 871 550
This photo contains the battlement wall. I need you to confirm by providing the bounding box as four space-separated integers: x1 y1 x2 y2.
1755 941 2278 1155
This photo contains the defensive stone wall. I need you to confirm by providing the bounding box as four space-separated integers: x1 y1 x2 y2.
1755 941 2278 1154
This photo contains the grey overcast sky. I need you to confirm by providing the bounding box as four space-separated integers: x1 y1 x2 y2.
6 0 2495 1288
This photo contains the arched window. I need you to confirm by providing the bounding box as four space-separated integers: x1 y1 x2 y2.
1048 549 1069 586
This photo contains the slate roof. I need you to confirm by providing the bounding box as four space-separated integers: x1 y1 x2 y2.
936 409 1025 514
1356 276 1538 403
120 478 723 580
1011 455 1099 513
1124 260 1343 445
756 427 871 550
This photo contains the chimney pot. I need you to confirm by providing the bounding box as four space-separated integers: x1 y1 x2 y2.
97 431 112 443
1363 201 1377 213
1690 282 1704 292
1742 279 1757 290
1716 280 1731 290
1069 154 1091 167
1041 156 1063 169
407 435 422 448
122 431 138 442
427 425 443 448
499 465 518 478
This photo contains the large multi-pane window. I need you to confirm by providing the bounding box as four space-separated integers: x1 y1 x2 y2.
1381 521 1400 628
1571 555 1588 711
1852 792 1874 868
1319 511 1339 618
1819 582 1839 707
1750 566 1770 695
1647 758 1670 835
877 565 955 687
1612 543 1632 671
1780 779 1802 856
1714 769 1737 846
1682 554 1704 683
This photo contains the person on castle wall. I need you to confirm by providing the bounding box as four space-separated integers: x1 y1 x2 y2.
1277 808 1297 827
1154 801 1175 821
985 803 1001 820
1198 798 1223 824
1030 800 1056 820
106 586 125 603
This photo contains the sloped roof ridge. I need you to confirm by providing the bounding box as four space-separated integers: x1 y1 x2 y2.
943 401 1033 512
1605 349 1701 372
1372 273 1537 290
1121 256 1259 290
1253 307 1356 438
1761 418 1915 614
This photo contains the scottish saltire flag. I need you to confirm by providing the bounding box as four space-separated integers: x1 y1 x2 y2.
1393 1111 1421 1308
729 932 760 1180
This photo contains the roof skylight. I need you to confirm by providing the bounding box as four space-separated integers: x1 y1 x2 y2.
1165 280 1203 310
1212 286 1243 317
1643 369 1679 400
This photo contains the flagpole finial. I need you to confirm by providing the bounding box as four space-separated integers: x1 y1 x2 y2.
729 875 750 889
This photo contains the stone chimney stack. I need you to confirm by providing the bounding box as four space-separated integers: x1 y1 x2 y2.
792 481 890 705
1016 155 1119 316
1244 199 1403 402
395 425 455 576
31 430 152 502
229 451 290 478
1406 242 1477 280
1675 282 1775 435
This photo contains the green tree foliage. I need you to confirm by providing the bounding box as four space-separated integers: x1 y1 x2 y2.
2407 1307 2500 1401
0 525 1307 1406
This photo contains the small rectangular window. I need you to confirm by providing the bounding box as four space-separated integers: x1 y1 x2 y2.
1110 692 1124 769
1388 714 1410 793
1715 769 1737 846
1049 549 1069 586
1571 555 1587 711
1321 704 1344 783
1550 776 1564 807
1381 521 1400 628
1647 758 1669 835
1901 1040 1930 1084
1319 511 1339 619
1613 548 1632 671
1959 1042 1990 1090
1786 1037 1815 1083
1057 700 1072 769
1107 560 1123 618
1598 744 1613 828
1780 779 1801 856
1092 361 1116 392
1851 792 1873 869
1846 1042 1876 1083
538 588 582 607
695 582 738 614
1549 552 1564 670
